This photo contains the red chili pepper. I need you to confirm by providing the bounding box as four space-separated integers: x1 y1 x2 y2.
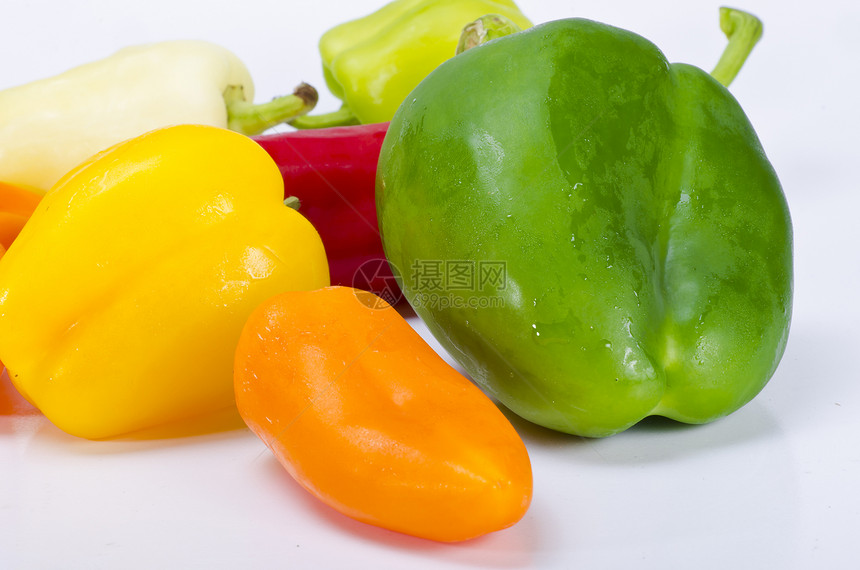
253 123 401 303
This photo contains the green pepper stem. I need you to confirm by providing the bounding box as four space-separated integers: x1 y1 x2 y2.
284 196 301 210
288 104 360 130
225 83 318 135
456 14 522 55
710 7 763 87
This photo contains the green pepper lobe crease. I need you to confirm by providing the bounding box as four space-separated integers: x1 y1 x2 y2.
377 19 792 437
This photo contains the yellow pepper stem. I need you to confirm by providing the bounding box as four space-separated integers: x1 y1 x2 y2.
710 7 763 87
225 83 318 135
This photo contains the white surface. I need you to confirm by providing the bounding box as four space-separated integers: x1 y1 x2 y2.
2 0 859 568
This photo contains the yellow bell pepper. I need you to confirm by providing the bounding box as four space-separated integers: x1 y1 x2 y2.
0 124 329 439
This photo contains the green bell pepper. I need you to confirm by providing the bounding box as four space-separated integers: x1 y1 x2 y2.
377 9 792 437
292 0 532 128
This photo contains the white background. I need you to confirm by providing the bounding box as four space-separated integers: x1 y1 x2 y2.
2 0 859 568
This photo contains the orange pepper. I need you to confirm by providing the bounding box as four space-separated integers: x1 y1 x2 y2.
234 286 533 542
0 181 44 251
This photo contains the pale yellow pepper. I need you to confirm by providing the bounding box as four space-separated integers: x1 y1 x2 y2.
0 41 317 191
0 125 329 439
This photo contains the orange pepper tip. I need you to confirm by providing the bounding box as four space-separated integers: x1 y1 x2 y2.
0 214 28 251
0 181 45 216
0 181 46 250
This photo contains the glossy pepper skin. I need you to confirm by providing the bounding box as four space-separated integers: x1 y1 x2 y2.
234 286 532 542
317 0 531 125
377 18 793 437
253 123 400 301
0 125 329 439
